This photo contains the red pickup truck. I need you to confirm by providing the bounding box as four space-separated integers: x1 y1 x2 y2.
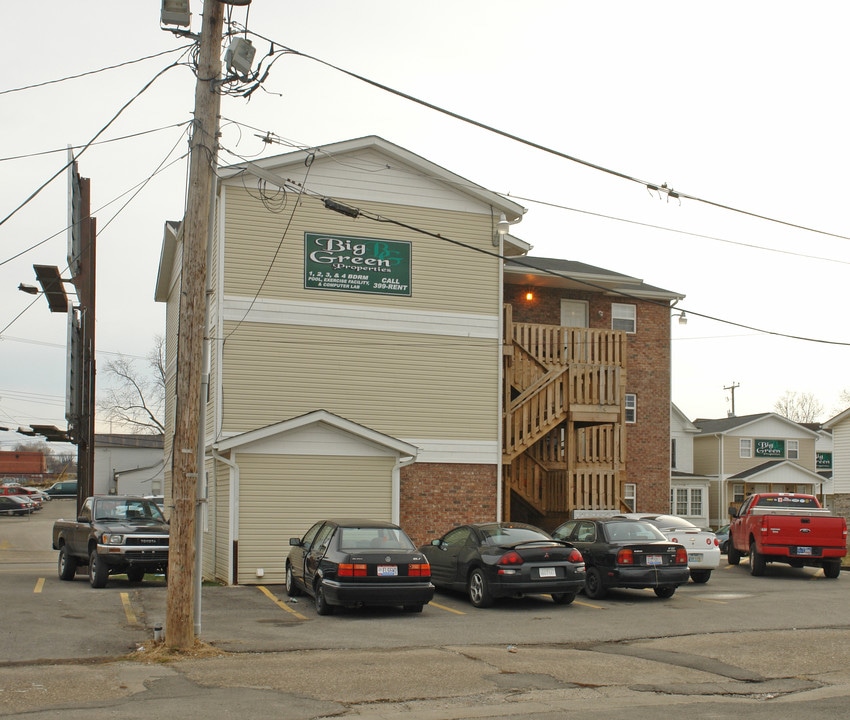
728 493 847 578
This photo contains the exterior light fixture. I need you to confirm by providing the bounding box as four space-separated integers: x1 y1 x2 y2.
18 283 39 295
525 290 534 302
676 311 688 325
497 213 511 236
161 0 191 26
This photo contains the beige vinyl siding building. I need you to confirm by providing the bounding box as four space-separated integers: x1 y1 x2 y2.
157 136 525 585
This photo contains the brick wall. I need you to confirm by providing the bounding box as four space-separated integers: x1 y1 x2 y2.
400 462 497 546
506 286 672 514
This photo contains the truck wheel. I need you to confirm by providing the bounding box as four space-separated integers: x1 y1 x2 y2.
749 542 765 576
89 549 109 588
727 543 741 565
58 546 77 581
824 561 841 579
127 568 145 583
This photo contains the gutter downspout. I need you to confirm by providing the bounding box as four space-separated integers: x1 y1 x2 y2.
393 452 418 525
212 447 238 585
716 433 724 527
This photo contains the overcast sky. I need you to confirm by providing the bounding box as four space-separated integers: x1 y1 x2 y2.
2 1 848 448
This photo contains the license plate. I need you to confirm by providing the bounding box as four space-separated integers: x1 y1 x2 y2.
796 547 812 556
377 565 398 576
688 553 703 563
538 567 556 578
646 555 663 566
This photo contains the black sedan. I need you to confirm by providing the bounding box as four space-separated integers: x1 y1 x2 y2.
552 517 690 599
0 495 34 516
419 522 586 608
286 519 435 615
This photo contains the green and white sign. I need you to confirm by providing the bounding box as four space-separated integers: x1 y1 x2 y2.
817 452 832 470
304 232 411 296
755 439 785 458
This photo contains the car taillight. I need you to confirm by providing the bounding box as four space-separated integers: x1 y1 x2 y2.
338 563 367 577
710 537 718 547
408 563 430 577
616 548 634 565
567 548 584 563
498 550 524 565
675 548 688 564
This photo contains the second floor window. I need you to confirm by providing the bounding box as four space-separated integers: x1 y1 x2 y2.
740 438 752 458
671 438 677 469
625 394 636 423
612 303 636 333
787 440 799 459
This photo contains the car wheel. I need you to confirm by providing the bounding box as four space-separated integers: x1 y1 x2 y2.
824 561 841 579
727 543 741 565
690 569 711 584
551 592 576 605
314 582 335 615
285 564 301 597
749 542 765 576
58 546 77 581
127 567 145 583
89 549 109 588
583 568 607 600
403 604 424 613
467 568 493 608
654 586 676 599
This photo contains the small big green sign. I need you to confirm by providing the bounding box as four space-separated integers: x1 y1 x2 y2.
304 232 411 296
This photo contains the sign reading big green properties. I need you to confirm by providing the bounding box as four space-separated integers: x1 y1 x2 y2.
755 439 785 458
304 232 411 296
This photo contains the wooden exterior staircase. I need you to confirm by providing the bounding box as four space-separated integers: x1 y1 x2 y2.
502 305 630 526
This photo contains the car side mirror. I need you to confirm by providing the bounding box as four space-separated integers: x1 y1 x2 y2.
430 539 441 547
289 538 302 547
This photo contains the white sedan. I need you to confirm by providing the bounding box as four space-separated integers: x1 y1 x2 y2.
615 514 721 583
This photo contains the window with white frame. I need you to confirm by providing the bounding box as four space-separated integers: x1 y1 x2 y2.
671 438 677 469
733 483 745 502
625 394 636 423
624 483 636 512
671 486 704 517
787 440 799 459
611 303 636 333
740 438 752 458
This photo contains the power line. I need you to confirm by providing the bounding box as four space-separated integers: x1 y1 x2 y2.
241 36 850 244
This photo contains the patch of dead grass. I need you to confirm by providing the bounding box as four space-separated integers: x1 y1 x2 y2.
128 638 229 663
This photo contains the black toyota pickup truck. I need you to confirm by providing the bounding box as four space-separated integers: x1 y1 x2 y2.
52 495 169 588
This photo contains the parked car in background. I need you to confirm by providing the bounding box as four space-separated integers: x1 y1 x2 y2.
44 481 78 498
419 522 586 608
715 524 730 554
614 513 721 583
0 495 35 516
552 517 690 599
286 519 435 615
0 485 42 510
22 487 50 502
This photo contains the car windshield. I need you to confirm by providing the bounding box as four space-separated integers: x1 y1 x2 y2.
478 524 553 546
604 521 667 542
338 526 416 551
94 499 166 523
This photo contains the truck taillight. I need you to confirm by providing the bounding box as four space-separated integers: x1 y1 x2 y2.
408 563 430 577
338 563 367 577
616 548 634 565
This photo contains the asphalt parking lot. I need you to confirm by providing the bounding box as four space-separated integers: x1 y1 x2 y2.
2 499 850 719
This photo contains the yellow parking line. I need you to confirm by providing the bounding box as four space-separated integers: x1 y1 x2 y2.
428 601 466 615
574 599 605 609
257 585 308 620
33 578 45 593
120 592 137 625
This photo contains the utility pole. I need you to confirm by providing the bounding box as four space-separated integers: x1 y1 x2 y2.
724 382 740 418
167 0 224 650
